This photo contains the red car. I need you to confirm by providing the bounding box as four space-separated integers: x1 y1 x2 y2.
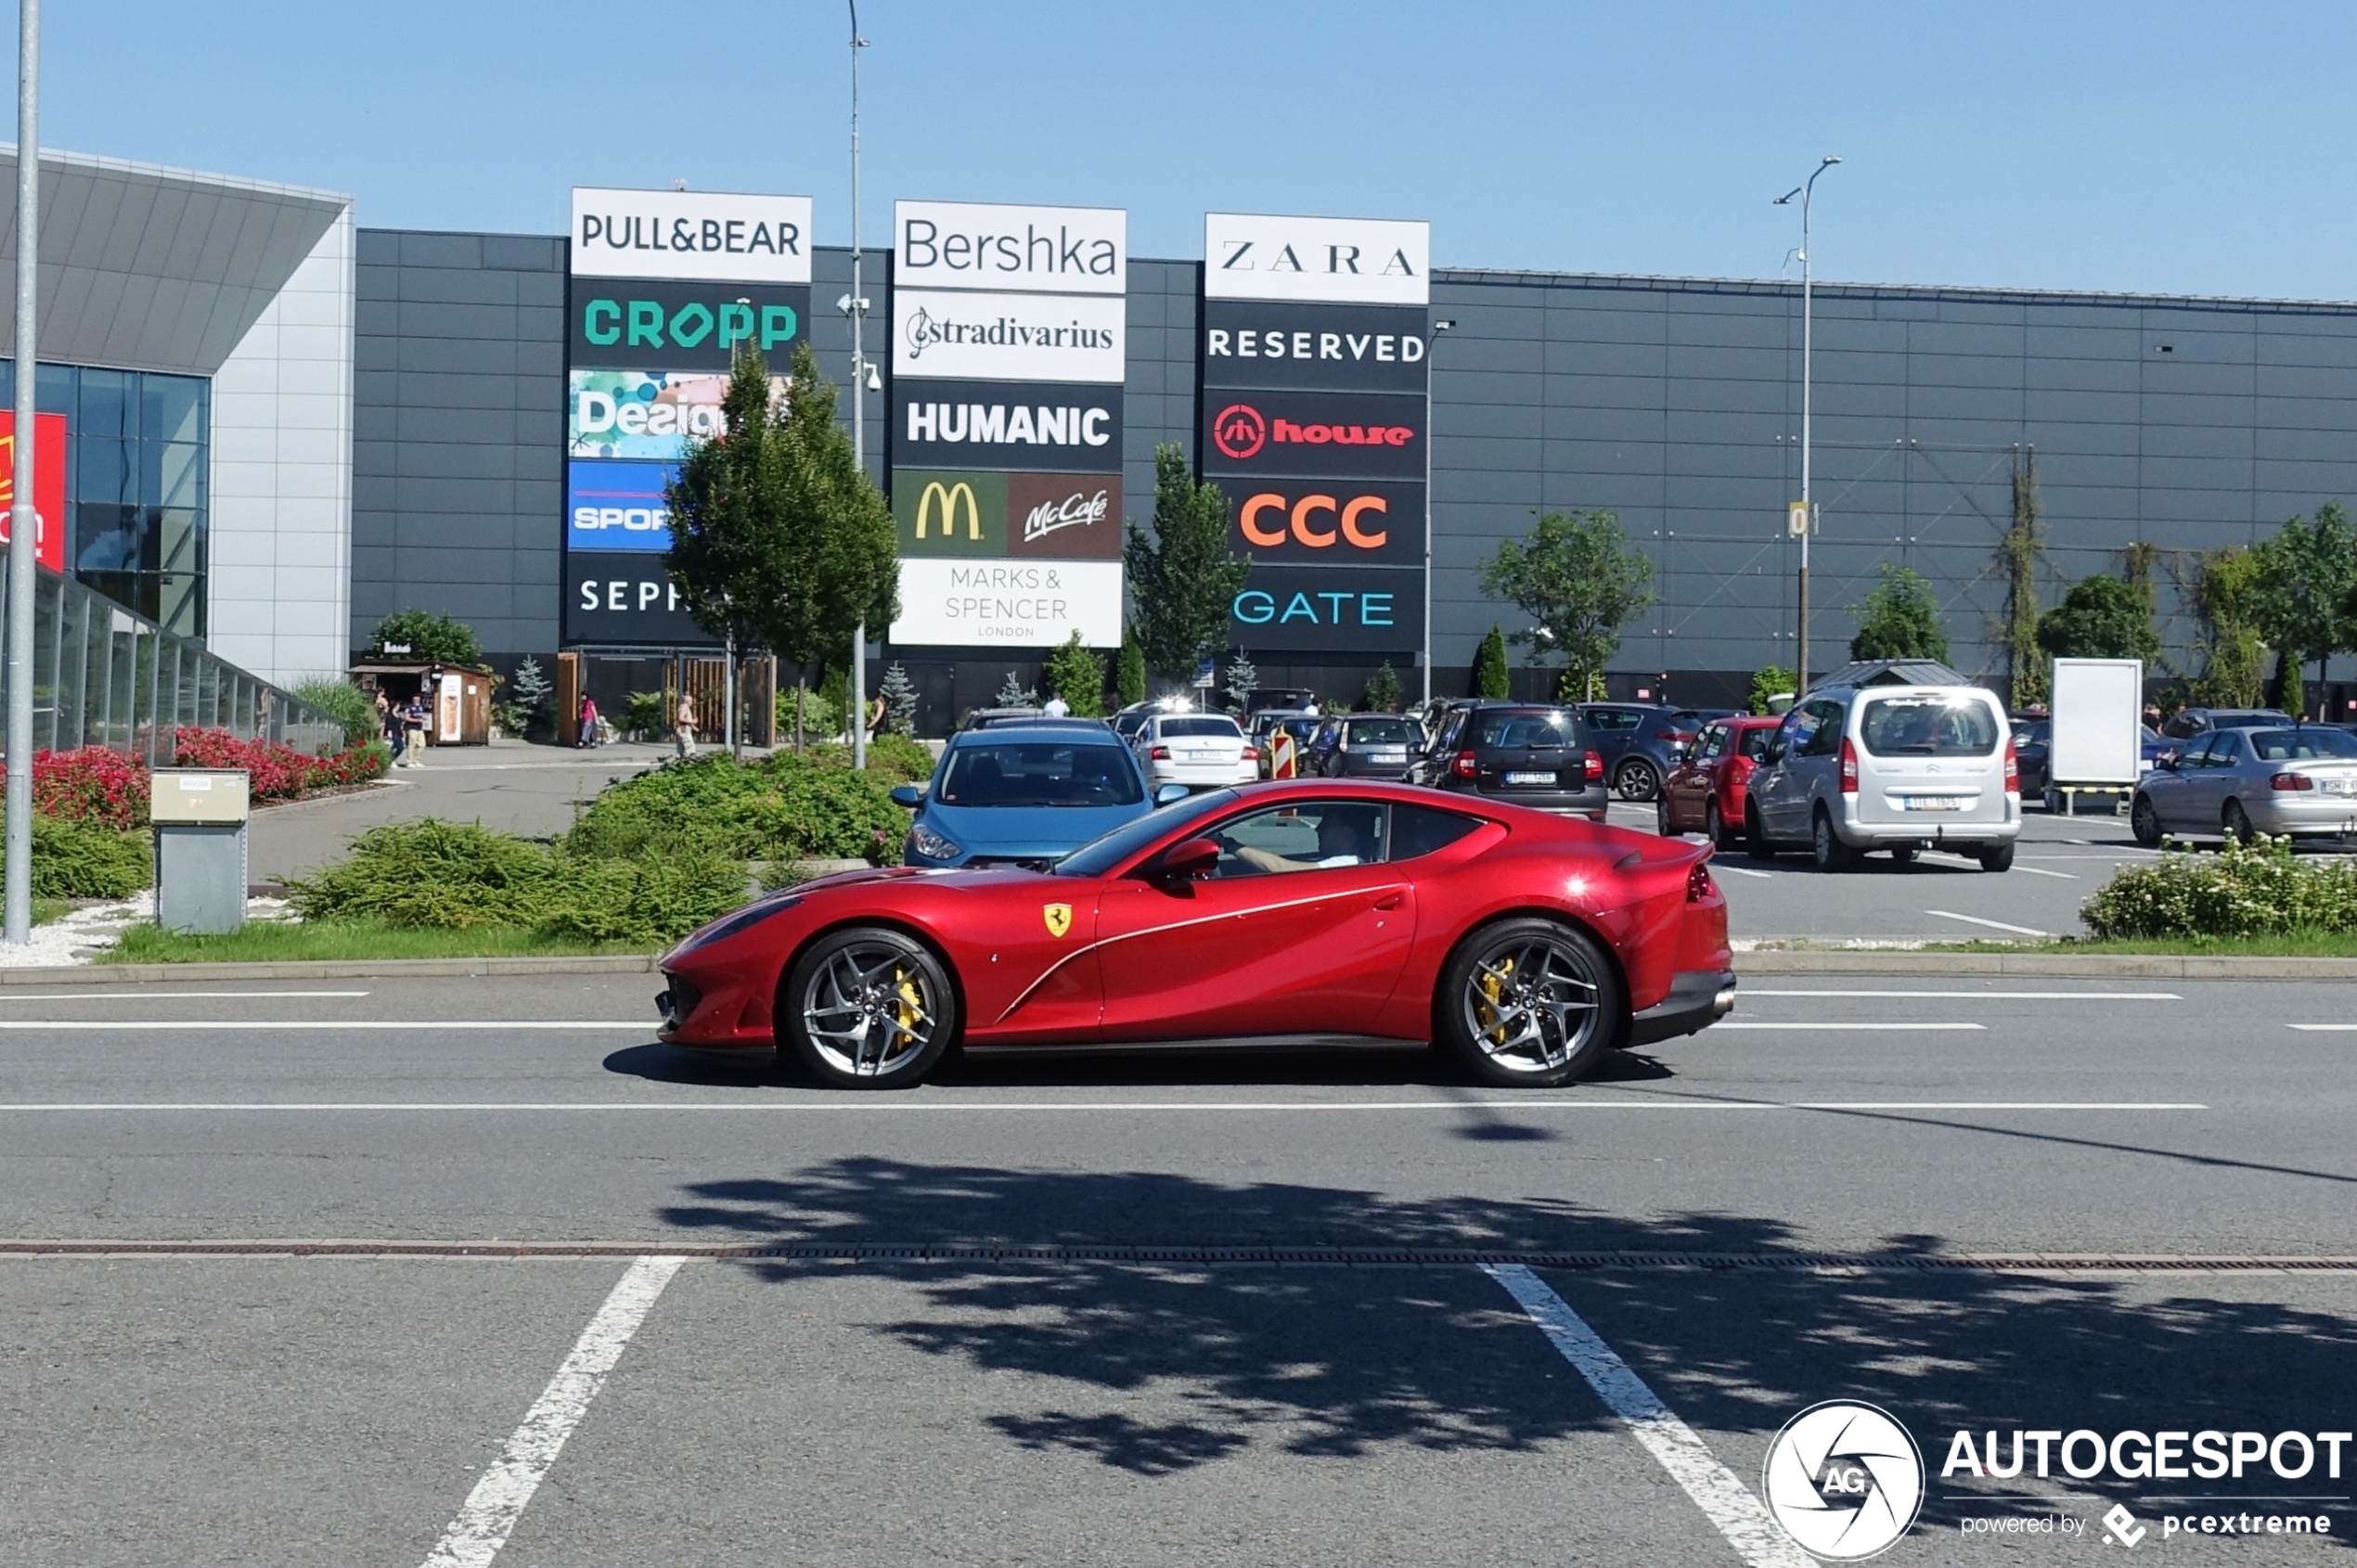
1657 715 1784 849
656 779 1734 1089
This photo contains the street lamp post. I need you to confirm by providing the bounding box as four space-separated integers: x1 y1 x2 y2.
1775 154 1840 698
4 0 38 945
845 2 870 768
1421 318 1453 711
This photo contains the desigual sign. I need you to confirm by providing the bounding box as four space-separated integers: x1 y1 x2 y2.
893 200 1126 295
1223 478 1423 565
1204 212 1430 305
895 378 1122 473
893 289 1124 383
571 188 813 284
570 277 807 371
1201 391 1423 481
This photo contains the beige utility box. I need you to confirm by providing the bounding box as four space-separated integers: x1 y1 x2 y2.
149 768 251 826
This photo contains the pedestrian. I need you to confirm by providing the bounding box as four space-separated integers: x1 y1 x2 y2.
374 688 396 759
1042 692 1070 718
675 691 697 757
578 694 599 749
400 693 429 765
866 691 887 737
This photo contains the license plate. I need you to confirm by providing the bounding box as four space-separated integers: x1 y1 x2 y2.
1369 750 1408 764
1506 771 1557 785
1902 796 1964 811
2324 778 2357 795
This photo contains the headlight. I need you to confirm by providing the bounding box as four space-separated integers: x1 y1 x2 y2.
672 895 801 955
910 824 963 861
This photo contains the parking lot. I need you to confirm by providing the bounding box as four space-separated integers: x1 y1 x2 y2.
3 974 2351 1565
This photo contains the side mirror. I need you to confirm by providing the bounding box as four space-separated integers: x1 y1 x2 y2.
1153 782 1191 806
1762 738 1787 765
1152 837 1220 884
889 782 925 807
2154 751 2179 772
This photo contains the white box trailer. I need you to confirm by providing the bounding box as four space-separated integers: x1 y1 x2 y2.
2048 657 2144 813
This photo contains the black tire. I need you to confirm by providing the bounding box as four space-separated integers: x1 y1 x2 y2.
1889 843 1918 865
1615 759 1660 803
1707 800 1737 852
2131 793 2162 847
1655 795 1673 836
1745 803 1780 859
2223 800 2257 845
779 926 960 1089
1810 808 1858 872
1436 917 1623 1088
1978 841 2015 872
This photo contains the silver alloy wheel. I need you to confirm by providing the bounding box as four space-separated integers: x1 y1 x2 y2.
1616 760 1658 802
799 940 944 1078
1460 932 1604 1074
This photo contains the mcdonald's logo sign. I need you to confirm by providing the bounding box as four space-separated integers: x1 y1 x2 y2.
891 468 1007 557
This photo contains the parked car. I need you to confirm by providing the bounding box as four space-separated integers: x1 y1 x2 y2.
1243 686 1320 714
1416 702 1607 819
891 723 1183 870
1304 713 1425 779
1745 683 2020 870
1656 714 1784 848
1133 712 1258 790
2014 718 2170 805
1252 713 1323 778
2159 706 2294 741
2130 724 2357 844
1578 702 1694 802
961 706 1043 729
1112 695 1197 742
659 779 1735 1090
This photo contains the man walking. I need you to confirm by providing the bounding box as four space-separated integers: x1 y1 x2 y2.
675 691 697 757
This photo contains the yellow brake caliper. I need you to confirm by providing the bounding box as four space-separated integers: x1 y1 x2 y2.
892 963 922 1052
1479 956 1514 1045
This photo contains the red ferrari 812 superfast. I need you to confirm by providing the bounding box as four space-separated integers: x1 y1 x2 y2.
656 779 1734 1088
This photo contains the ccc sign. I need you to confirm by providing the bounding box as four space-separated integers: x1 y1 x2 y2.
1225 479 1422 564
1239 492 1390 549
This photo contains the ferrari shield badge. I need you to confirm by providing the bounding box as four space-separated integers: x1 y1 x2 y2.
1042 902 1074 939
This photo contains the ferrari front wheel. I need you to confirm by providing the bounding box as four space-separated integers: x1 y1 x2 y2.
780 926 959 1088
1437 918 1623 1087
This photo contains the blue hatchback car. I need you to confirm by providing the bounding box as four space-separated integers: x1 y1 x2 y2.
890 720 1183 870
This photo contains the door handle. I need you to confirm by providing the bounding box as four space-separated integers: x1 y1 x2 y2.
1373 891 1405 911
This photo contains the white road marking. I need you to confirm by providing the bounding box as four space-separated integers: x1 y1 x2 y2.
2287 1024 2357 1032
2008 865 2079 879
1745 989 2179 1000
1717 1021 1986 1031
1923 850 2075 878
1924 909 2051 936
0 990 372 1001
0 1020 650 1031
1485 1263 1813 1568
0 1099 2203 1112
1715 864 1774 879
419 1254 682 1568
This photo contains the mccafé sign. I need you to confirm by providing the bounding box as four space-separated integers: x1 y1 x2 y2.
891 469 1124 561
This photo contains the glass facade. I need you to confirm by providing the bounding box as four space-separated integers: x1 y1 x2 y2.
0 359 210 638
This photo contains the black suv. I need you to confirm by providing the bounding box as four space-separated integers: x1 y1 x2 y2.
1413 702 1606 818
1304 713 1425 779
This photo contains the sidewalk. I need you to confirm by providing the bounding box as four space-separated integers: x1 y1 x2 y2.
248 739 673 883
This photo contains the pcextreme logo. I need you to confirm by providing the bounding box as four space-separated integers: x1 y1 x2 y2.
912 481 985 541
1211 403 1416 461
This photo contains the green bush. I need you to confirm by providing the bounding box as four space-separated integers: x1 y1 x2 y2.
624 690 667 739
2080 835 2357 940
536 853 750 946
563 750 902 866
291 675 379 748
777 684 840 739
288 819 555 929
1748 665 1796 715
371 609 482 665
861 733 936 785
7 815 152 899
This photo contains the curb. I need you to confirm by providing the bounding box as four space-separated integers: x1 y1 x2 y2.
1734 950 2357 979
0 955 662 986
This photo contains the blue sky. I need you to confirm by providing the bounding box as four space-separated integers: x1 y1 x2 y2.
20 1 2357 299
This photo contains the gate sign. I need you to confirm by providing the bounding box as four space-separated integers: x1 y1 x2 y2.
0 412 67 573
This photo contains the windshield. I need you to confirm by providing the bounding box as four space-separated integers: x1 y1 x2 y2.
1159 717 1243 739
1054 790 1235 877
1735 726 1776 760
1858 694 2002 757
1474 709 1580 748
2250 728 2357 761
1345 717 1417 745
936 742 1143 807
2214 712 2293 728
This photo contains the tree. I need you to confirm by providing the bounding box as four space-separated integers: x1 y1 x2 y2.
371 609 481 666
2036 574 2160 663
1223 651 1257 713
1848 564 1950 662
1115 628 1147 707
2185 546 2267 708
1478 508 1656 704
1747 665 1796 715
1362 661 1402 713
996 671 1040 708
1127 445 1253 683
2252 502 2357 717
1043 633 1107 717
1997 446 2047 710
879 662 920 737
1473 625 1511 699
664 342 898 746
504 655 554 738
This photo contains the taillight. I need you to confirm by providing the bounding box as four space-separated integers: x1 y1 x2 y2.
1584 750 1605 782
2271 772 2314 791
1150 745 1170 760
1686 863 1714 902
1451 749 1478 779
1241 745 1259 762
2003 739 2018 793
1839 738 1859 793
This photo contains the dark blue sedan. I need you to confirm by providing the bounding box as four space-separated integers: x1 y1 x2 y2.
891 721 1184 870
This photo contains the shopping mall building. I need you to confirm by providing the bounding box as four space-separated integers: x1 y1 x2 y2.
13 146 2357 735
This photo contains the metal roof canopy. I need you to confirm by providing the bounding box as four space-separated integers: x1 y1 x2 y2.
1805 658 1973 693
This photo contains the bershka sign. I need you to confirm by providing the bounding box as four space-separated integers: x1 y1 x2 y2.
893 200 1126 295
1201 391 1423 482
571 278 808 371
1204 212 1429 305
570 187 813 284
895 289 1124 384
895 378 1122 473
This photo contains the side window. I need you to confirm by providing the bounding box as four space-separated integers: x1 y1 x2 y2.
1206 802 1388 878
2179 736 2215 769
1391 803 1482 862
1589 708 1639 733
1700 724 1728 760
1781 709 1818 756
2209 732 2244 765
1801 700 1847 757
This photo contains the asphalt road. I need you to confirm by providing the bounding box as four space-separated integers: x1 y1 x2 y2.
3 975 2351 1565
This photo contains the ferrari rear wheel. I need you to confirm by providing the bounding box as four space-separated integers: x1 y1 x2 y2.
780 927 959 1089
1437 918 1623 1087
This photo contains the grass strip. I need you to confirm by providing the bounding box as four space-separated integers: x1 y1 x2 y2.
1926 931 2357 958
107 919 651 965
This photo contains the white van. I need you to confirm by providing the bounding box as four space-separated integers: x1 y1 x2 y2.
1745 684 2020 871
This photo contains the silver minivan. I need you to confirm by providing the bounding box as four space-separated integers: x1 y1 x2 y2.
1745 684 2020 871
